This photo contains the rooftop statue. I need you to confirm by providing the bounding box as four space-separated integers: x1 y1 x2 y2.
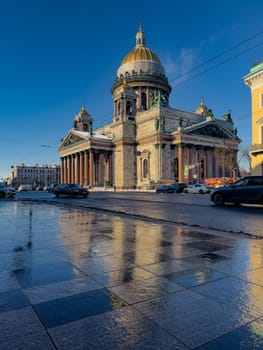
222 110 233 122
205 108 214 118
151 90 168 107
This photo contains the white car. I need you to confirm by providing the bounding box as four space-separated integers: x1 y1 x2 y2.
18 184 32 192
183 184 212 194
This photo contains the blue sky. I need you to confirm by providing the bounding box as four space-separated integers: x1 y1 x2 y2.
1 0 263 179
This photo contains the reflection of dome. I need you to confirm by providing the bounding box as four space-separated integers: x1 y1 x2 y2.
117 25 166 78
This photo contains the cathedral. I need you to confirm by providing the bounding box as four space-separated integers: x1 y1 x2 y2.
58 26 240 189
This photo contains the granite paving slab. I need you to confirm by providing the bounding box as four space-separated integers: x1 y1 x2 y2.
134 289 254 349
109 276 184 304
197 317 263 349
49 306 188 350
34 288 127 328
0 307 55 350
23 276 102 304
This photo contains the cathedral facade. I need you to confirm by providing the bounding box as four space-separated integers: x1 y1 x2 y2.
58 27 240 189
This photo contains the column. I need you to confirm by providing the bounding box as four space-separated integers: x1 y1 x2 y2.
139 157 142 181
84 151 89 186
186 146 191 183
195 148 200 183
75 153 79 184
63 157 66 183
60 158 64 183
109 153 113 185
89 150 94 186
148 153 150 180
100 153 105 185
204 148 208 179
67 156 71 183
71 155 75 183
138 87 142 110
79 152 84 185
146 87 149 109
178 144 183 183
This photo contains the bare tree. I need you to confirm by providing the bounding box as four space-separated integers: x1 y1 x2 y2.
215 141 238 177
238 146 251 175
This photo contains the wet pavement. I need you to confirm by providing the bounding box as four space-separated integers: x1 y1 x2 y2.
1 199 263 349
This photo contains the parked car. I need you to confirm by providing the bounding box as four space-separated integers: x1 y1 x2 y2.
183 184 212 194
156 185 172 193
0 183 16 198
47 183 58 192
53 183 88 198
211 176 263 206
169 182 187 193
18 184 32 192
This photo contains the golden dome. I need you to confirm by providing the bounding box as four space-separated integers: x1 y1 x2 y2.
115 26 169 91
121 47 161 65
121 25 161 65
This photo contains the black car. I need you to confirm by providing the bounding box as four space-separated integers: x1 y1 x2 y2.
169 182 187 193
156 185 172 193
211 176 263 206
53 183 88 198
0 183 16 198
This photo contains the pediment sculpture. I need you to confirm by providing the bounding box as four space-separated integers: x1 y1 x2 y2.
60 134 85 150
190 124 230 139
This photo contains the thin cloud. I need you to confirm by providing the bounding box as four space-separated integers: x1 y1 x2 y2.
162 52 178 76
163 47 198 85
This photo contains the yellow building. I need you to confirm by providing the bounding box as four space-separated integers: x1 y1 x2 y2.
59 26 240 189
244 61 263 175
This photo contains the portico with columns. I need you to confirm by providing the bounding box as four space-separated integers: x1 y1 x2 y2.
59 106 114 187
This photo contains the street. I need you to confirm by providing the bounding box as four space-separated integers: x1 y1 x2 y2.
15 190 263 237
1 190 263 349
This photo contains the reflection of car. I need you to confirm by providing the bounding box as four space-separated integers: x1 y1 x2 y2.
156 185 172 193
0 183 16 198
211 176 263 206
53 183 88 198
183 184 212 194
169 182 187 193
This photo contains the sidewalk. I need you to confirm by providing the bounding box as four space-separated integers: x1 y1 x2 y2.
1 199 263 349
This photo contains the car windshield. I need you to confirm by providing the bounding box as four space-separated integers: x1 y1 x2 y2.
233 179 248 187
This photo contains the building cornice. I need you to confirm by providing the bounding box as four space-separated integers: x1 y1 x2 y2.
243 69 263 86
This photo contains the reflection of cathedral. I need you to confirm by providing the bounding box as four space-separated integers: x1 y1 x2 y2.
59 26 240 189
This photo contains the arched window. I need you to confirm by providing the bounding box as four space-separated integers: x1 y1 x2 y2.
126 101 132 115
141 92 147 110
143 159 148 178
117 102 121 115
